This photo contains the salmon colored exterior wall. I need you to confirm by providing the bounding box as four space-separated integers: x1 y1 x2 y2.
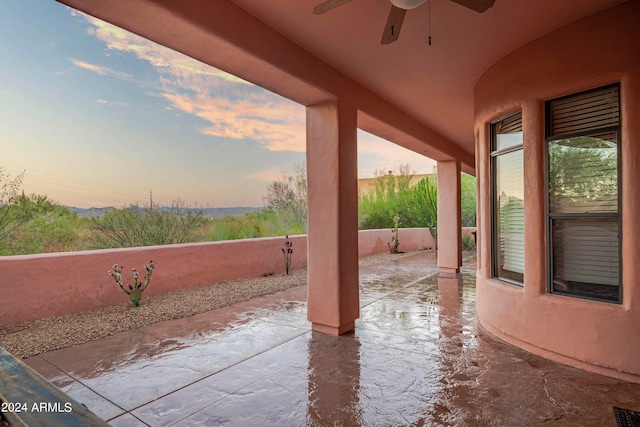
475 2 640 382
0 228 470 329
437 160 463 274
306 101 360 335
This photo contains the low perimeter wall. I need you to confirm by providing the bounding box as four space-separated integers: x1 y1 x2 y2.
0 228 475 328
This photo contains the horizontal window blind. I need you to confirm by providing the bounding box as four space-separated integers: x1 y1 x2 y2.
549 86 619 136
500 197 524 274
547 84 620 302
492 111 524 284
552 219 619 286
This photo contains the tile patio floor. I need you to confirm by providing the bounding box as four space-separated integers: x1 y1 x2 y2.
25 252 640 426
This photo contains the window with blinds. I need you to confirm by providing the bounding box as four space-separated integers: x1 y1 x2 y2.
491 111 524 285
546 84 621 302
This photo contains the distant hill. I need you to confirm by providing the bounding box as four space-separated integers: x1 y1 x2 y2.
66 206 114 217
66 206 262 219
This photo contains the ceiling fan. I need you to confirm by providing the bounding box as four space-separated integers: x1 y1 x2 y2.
313 0 496 44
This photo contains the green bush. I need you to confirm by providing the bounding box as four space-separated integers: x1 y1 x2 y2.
205 208 308 241
90 200 207 248
461 173 477 227
462 233 476 250
3 212 85 255
0 167 25 247
359 167 476 236
358 166 413 229
0 163 477 254
207 215 266 241
0 193 85 255
264 163 307 231
358 166 437 234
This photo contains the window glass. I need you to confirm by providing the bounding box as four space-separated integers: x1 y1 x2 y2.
546 84 620 302
491 111 523 285
548 132 617 214
496 131 523 152
551 218 619 301
495 150 524 282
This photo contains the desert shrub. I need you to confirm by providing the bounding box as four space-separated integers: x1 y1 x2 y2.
358 165 437 234
90 200 206 248
206 208 306 241
0 193 85 255
405 175 438 238
359 167 475 238
0 167 25 247
207 215 266 241
461 173 477 227
264 163 307 231
462 233 476 250
358 165 413 229
3 210 85 254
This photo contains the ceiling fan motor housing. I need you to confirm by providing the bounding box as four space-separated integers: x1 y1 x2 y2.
390 0 427 10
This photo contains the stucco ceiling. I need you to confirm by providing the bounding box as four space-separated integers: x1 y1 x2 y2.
230 0 627 154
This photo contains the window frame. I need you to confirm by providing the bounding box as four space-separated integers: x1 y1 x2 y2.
544 84 622 303
490 110 524 286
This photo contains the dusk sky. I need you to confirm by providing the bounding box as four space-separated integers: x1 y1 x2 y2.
0 1 436 208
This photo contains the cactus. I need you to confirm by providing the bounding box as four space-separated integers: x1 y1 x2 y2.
387 215 401 254
108 260 154 307
281 235 293 275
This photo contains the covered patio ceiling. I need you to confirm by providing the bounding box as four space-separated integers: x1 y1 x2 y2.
57 0 626 172
230 0 626 155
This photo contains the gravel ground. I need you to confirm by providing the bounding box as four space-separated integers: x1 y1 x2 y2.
0 251 420 359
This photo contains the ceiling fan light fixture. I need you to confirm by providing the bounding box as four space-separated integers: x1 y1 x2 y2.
390 0 427 10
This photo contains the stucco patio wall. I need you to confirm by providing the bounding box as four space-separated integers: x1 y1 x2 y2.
474 1 640 382
0 228 473 328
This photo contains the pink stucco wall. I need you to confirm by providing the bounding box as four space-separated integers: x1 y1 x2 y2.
474 2 640 382
0 228 470 328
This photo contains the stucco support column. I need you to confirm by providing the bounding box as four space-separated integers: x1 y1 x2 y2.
437 160 462 275
306 100 359 335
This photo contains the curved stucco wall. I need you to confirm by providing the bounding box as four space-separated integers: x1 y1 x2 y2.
0 227 466 328
474 2 640 382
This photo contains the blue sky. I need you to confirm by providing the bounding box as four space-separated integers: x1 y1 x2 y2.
0 0 436 208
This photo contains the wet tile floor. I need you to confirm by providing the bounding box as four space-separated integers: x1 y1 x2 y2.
25 251 640 426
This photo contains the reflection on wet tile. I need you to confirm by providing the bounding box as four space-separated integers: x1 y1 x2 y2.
24 356 124 420
173 366 309 427
24 355 74 387
133 335 313 426
60 380 125 421
35 311 307 412
25 251 640 426
354 327 440 355
108 412 148 427
359 294 443 343
175 330 449 427
132 380 228 427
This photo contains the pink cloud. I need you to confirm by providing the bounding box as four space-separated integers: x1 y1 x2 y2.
82 15 249 88
162 93 306 152
78 12 307 152
70 58 133 80
244 167 284 182
357 130 437 177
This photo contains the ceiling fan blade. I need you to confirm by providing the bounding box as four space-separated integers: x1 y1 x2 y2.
448 0 496 13
313 0 353 15
381 5 407 44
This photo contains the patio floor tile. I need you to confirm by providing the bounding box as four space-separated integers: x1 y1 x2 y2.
23 251 640 426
